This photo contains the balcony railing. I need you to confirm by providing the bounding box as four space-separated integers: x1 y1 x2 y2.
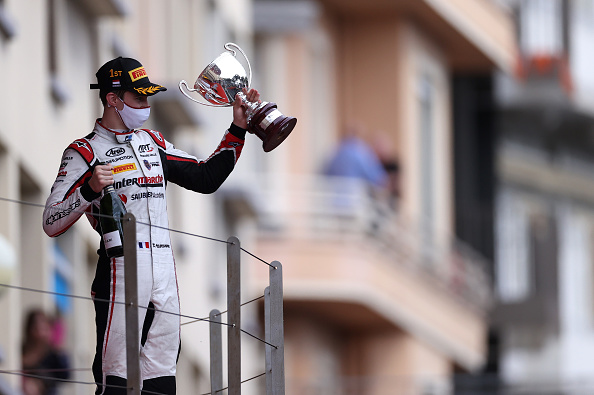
242 174 492 313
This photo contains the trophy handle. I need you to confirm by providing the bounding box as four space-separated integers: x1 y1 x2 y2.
178 80 230 108
224 42 252 88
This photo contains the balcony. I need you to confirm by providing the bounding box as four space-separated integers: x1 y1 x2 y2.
245 174 492 370
316 0 516 73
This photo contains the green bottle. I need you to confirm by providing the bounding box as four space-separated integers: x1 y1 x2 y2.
99 183 127 258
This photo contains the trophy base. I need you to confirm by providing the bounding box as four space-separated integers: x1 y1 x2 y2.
248 102 296 152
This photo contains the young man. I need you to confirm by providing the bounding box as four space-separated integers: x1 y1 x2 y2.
42 57 259 395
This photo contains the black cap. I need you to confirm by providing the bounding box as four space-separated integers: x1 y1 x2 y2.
90 57 167 96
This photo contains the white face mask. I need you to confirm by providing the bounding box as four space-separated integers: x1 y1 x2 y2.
114 97 150 129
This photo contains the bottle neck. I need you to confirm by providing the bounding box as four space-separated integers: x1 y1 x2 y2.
104 184 115 193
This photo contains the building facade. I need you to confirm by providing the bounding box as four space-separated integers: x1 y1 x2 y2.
0 0 517 394
249 0 515 394
0 0 260 394
490 0 594 393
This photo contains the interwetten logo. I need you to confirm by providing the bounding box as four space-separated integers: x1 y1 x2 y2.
112 163 137 174
114 175 164 189
129 67 147 82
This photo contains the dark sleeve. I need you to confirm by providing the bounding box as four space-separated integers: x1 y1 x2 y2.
161 123 246 194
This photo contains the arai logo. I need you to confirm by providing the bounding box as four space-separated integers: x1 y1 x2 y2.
106 147 126 157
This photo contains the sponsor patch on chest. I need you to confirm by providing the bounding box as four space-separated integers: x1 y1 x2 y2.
112 163 137 174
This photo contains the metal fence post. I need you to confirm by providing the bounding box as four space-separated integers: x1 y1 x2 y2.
123 213 141 395
209 309 223 394
264 287 272 394
227 236 241 395
269 261 285 394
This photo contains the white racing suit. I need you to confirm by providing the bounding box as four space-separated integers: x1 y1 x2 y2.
43 120 245 394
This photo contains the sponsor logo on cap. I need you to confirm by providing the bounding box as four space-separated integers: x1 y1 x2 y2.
129 66 148 82
112 163 137 174
113 80 121 88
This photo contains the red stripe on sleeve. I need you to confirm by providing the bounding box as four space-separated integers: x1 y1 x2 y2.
166 155 199 164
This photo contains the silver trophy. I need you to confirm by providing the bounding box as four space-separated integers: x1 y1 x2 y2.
179 43 296 152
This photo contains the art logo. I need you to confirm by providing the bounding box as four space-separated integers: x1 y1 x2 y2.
138 144 154 153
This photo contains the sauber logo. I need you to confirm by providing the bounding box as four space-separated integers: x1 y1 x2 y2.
131 192 164 201
114 175 164 189
106 147 126 157
112 163 137 174
129 66 147 82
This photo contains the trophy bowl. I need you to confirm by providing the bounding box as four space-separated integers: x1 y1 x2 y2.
179 43 296 152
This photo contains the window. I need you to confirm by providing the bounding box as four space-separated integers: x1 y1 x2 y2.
519 0 563 56
0 0 17 40
47 0 68 104
418 73 435 256
495 189 532 302
53 244 72 314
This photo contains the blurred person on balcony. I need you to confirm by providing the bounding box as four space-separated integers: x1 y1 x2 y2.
323 122 388 190
42 56 259 395
21 309 70 395
322 122 389 231
371 130 401 210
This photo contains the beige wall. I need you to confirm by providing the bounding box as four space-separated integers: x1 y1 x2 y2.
0 0 257 393
0 0 514 393
248 0 514 393
397 20 454 246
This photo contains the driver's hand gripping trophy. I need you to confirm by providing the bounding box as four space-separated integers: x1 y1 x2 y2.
179 43 296 152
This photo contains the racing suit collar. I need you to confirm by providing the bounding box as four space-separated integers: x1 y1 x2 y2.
95 119 135 144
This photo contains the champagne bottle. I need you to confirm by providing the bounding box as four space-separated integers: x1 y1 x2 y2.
99 182 127 258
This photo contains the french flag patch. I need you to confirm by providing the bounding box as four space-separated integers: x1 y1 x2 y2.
138 242 150 249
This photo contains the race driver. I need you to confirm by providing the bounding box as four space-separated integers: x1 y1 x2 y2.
42 56 259 395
